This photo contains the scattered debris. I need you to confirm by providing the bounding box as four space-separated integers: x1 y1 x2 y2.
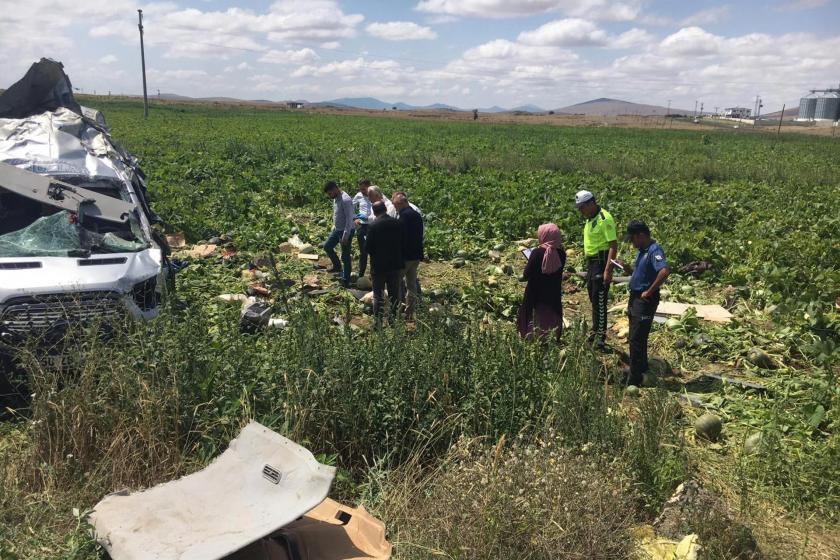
701 372 767 392
488 249 501 262
625 385 641 398
188 244 218 258
678 261 713 277
247 283 272 298
298 253 319 261
652 481 758 558
165 232 186 249
240 300 272 332
346 288 370 301
267 317 288 328
302 274 322 292
217 294 249 303
633 525 700 560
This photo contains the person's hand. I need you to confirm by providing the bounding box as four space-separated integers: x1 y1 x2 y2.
603 268 613 286
354 219 362 226
641 290 652 301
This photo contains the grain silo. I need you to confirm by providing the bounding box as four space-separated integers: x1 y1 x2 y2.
814 91 840 121
798 95 817 120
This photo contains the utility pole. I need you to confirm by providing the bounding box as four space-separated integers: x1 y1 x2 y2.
756 97 763 121
700 102 704 116
753 95 759 126
693 100 698 117
777 103 785 134
138 9 149 118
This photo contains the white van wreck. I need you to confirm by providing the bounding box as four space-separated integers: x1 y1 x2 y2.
0 59 170 347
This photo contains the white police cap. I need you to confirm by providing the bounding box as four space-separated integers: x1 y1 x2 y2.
575 190 594 207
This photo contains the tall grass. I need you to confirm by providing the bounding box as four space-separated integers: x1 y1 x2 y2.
0 302 687 557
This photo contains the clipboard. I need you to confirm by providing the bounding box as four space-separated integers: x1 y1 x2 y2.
521 248 532 260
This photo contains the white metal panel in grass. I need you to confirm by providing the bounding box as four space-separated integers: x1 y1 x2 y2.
90 421 336 560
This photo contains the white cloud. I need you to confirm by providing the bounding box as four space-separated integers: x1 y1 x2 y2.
516 18 652 49
259 48 319 64
660 27 721 56
680 6 731 26
415 0 642 21
366 21 437 41
518 18 608 46
99 54 118 64
321 41 341 49
88 0 363 59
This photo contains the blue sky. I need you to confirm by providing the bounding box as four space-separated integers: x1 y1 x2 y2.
2 0 838 111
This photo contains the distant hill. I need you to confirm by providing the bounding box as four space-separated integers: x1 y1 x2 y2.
158 93 278 105
762 106 799 120
511 104 545 113
321 97 392 110
554 98 692 116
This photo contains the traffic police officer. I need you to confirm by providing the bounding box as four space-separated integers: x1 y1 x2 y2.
626 220 670 386
575 190 617 349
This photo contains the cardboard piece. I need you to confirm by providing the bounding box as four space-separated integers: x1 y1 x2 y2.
225 498 391 560
90 422 336 560
610 301 733 323
655 302 733 323
298 253 320 261
188 244 218 258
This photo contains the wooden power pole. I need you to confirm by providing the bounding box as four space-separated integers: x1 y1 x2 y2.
138 9 149 118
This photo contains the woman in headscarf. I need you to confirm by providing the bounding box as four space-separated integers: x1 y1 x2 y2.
517 223 566 341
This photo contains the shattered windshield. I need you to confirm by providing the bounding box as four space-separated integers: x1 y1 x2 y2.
0 210 146 258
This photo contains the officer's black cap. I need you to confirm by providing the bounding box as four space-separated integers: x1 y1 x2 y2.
624 220 650 240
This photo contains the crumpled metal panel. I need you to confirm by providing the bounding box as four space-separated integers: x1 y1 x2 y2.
90 422 337 560
0 108 133 187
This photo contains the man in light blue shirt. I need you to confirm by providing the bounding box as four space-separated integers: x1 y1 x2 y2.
352 179 372 277
322 181 355 286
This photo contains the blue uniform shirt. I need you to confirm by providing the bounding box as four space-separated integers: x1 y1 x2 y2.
629 241 668 292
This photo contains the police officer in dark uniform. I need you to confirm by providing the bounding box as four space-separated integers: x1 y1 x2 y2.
626 220 670 386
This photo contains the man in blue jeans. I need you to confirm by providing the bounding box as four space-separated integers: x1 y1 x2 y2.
322 181 355 286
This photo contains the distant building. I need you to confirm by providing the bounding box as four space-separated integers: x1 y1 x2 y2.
286 102 305 109
723 107 751 119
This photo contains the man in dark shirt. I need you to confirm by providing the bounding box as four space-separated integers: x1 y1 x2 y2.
393 191 424 320
365 201 404 325
626 220 670 386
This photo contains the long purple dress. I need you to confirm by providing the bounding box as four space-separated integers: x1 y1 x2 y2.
517 246 565 341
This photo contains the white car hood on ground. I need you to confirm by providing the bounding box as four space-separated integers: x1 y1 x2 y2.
90 422 337 560
0 249 161 300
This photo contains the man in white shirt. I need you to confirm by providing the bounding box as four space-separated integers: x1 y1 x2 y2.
352 179 372 277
